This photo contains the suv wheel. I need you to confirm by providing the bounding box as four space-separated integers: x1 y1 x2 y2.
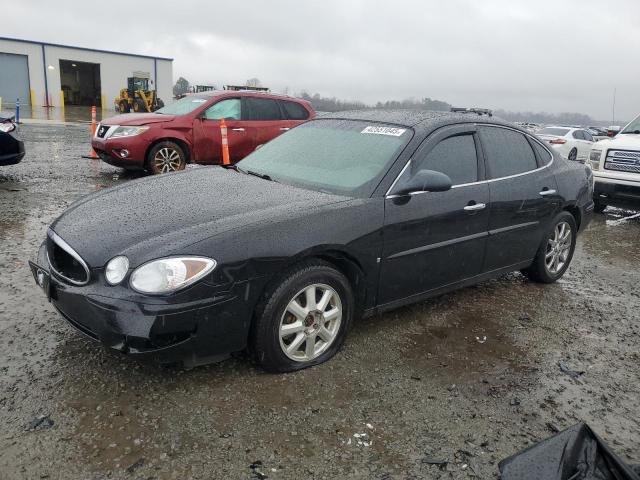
568 148 577 161
522 211 577 283
251 260 354 372
146 141 187 174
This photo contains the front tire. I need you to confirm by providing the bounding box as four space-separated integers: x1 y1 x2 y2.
251 261 354 372
522 212 577 283
146 141 187 174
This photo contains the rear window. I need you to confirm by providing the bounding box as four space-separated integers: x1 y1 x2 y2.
479 127 538 178
281 100 310 120
245 97 283 121
539 127 570 137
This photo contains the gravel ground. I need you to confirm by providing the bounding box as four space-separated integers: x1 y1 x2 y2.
1 123 639 480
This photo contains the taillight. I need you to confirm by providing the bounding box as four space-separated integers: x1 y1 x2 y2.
549 138 566 145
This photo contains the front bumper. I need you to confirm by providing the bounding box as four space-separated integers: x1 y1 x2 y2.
0 131 25 166
91 136 147 170
31 244 258 367
594 177 640 208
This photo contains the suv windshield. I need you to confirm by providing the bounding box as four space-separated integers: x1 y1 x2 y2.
156 95 210 115
621 114 640 134
237 119 412 197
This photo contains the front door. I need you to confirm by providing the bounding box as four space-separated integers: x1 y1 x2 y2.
192 97 256 164
378 125 490 306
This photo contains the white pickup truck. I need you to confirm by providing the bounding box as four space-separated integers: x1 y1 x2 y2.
589 114 640 212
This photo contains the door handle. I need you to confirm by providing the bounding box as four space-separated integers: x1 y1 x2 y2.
539 189 557 197
463 203 486 212
279 127 290 131
231 128 245 132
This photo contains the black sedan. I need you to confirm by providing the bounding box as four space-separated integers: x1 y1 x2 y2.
29 111 594 372
0 112 25 166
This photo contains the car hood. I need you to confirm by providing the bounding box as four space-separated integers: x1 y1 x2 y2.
595 134 640 150
49 167 349 267
101 113 175 126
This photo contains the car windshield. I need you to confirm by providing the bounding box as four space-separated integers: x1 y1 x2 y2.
538 127 570 137
237 119 412 197
155 95 210 115
621 114 640 134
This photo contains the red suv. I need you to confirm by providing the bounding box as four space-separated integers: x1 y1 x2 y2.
92 91 315 174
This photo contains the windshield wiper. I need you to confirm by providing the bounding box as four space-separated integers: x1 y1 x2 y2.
246 169 276 182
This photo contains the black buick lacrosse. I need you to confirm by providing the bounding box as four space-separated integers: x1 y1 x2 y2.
30 110 594 371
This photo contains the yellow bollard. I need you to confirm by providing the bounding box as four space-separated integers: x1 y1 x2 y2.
60 91 65 113
0 97 2 112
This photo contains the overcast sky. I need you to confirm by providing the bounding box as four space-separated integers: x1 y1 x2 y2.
6 0 640 120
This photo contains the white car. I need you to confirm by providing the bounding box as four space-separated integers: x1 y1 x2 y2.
536 126 594 162
589 114 640 212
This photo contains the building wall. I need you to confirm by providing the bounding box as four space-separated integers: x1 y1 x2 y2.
0 38 173 110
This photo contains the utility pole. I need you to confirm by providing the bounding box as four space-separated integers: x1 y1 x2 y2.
612 88 617 125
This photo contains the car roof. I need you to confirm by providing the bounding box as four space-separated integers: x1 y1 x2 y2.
316 109 514 130
190 90 307 102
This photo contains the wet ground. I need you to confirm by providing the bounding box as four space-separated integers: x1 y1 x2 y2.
1 123 639 480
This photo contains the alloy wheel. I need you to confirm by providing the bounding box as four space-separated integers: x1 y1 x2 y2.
545 221 572 275
279 283 342 362
153 148 182 173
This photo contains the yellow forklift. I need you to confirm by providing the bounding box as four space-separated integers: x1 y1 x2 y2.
115 76 164 113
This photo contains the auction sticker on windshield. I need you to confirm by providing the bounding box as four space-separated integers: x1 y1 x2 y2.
361 126 407 136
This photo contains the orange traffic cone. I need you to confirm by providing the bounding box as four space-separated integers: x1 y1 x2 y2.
220 118 230 165
89 106 98 159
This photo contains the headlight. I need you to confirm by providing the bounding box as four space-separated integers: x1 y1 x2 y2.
0 121 16 133
130 257 216 294
105 256 130 285
589 149 602 169
110 126 150 138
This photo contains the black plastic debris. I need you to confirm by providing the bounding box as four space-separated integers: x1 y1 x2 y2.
125 458 144 474
499 423 639 480
25 415 54 431
559 361 585 380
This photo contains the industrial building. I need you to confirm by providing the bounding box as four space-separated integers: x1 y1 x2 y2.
0 37 173 111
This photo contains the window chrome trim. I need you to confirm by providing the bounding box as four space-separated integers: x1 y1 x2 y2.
47 228 91 286
385 123 555 197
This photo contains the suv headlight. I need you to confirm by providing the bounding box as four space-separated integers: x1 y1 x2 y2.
130 257 216 294
589 149 602 169
0 121 16 133
110 126 150 138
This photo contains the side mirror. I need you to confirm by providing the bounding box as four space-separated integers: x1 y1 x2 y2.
393 169 452 196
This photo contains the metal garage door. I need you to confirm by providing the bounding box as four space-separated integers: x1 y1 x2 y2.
0 52 30 106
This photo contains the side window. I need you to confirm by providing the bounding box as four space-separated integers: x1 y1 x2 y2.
245 97 283 121
413 134 478 186
281 100 309 120
204 98 240 120
572 130 584 140
479 127 538 178
583 131 594 142
530 140 553 166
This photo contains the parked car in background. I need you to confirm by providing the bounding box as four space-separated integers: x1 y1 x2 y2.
92 91 315 174
589 113 640 212
536 126 593 162
31 111 594 371
0 112 25 166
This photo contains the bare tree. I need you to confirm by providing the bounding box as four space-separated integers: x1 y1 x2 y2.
245 78 262 88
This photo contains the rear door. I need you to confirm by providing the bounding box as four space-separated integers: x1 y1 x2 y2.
378 125 490 305
479 126 560 272
192 97 256 163
575 130 593 161
242 96 287 148
279 99 312 132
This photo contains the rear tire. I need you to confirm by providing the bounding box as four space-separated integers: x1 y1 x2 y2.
119 100 130 113
146 141 187 174
568 148 577 161
250 260 354 372
522 211 577 283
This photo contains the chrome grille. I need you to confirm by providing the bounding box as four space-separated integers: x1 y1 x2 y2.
604 162 640 174
604 149 640 173
46 229 90 285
